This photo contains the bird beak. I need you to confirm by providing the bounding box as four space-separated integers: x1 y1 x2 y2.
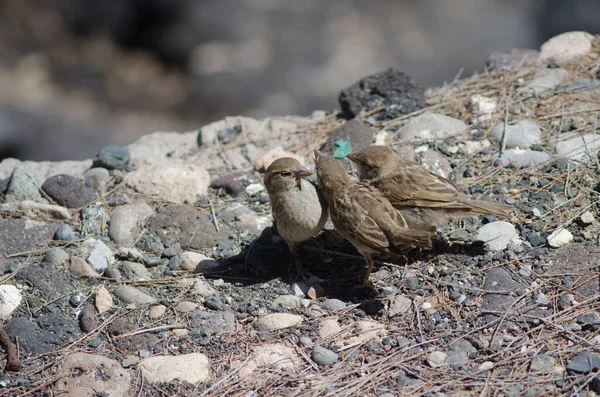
295 166 312 179
313 150 322 163
346 153 357 163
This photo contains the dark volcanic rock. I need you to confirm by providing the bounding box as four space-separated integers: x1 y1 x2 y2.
149 206 232 250
42 174 98 208
210 171 250 197
546 244 600 299
17 263 74 301
5 313 79 355
0 218 60 256
320 120 374 161
107 317 159 354
338 68 425 120
566 351 600 375
93 144 131 171
188 310 236 335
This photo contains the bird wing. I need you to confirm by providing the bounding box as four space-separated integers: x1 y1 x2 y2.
376 161 471 209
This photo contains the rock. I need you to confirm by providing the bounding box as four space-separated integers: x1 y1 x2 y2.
495 149 551 168
476 221 520 251
114 285 157 305
149 206 231 250
80 203 107 237
446 340 477 368
5 164 46 203
93 145 131 171
148 305 167 319
192 279 217 297
18 200 70 220
311 345 339 366
210 171 251 197
338 68 425 120
346 321 387 345
469 94 497 123
539 31 595 65
555 134 600 162
307 284 325 300
0 218 60 257
175 301 198 313
490 120 542 148
547 228 573 248
580 211 595 225
139 353 210 384
238 344 301 377
54 353 131 397
566 351 600 374
320 120 374 158
16 263 74 301
0 285 22 319
388 295 412 317
5 314 79 355
127 131 197 165
271 295 303 310
54 224 76 241
0 158 92 182
65 257 101 278
180 251 219 272
419 150 451 178
188 310 236 335
530 354 556 373
119 261 152 280
44 247 70 266
482 268 527 322
42 175 98 208
219 203 271 236
396 113 468 142
318 319 342 339
426 351 448 367
83 167 111 192
479 361 494 371
94 286 113 314
254 147 304 172
84 238 115 272
108 203 155 246
486 48 539 71
320 299 347 312
124 164 210 204
256 313 303 331
577 312 600 330
523 68 569 93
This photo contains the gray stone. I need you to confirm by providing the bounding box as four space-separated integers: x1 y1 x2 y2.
426 351 447 367
311 345 339 366
320 299 347 311
83 167 111 192
84 238 114 272
114 285 157 305
482 268 526 322
271 295 303 310
566 351 600 374
119 261 152 281
388 295 412 317
54 224 76 241
219 203 271 237
490 120 542 148
396 113 468 142
44 247 70 266
0 218 60 257
42 174 97 209
17 263 74 301
188 310 236 335
139 353 210 385
419 150 452 178
94 145 131 171
523 68 569 93
555 134 600 162
256 313 302 331
109 203 155 246
539 31 594 65
80 203 108 237
495 149 551 168
476 221 520 251
5 164 46 203
5 314 79 355
530 354 555 373
577 312 600 330
127 131 197 165
0 285 22 319
320 120 374 158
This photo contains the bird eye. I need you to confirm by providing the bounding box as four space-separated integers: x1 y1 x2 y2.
280 171 293 177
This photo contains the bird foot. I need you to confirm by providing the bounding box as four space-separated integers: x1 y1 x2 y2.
352 280 379 295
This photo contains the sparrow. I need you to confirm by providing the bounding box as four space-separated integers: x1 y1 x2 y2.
264 157 329 279
314 151 434 287
346 145 512 229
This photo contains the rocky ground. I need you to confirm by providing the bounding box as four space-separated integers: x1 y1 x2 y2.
0 31 599 396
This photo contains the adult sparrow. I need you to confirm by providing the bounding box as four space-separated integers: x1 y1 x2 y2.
314 151 434 287
264 157 328 279
346 145 512 229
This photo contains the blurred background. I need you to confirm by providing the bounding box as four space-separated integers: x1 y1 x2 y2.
0 0 598 161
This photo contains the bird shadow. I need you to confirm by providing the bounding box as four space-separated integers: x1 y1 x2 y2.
204 226 487 307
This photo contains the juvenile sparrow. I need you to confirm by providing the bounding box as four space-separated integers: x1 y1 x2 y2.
346 145 512 229
314 151 434 287
264 157 329 279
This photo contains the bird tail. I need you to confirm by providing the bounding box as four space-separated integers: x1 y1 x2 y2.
389 229 434 251
462 198 512 218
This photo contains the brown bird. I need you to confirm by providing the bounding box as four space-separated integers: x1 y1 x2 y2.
314 151 434 288
264 157 329 279
346 145 512 230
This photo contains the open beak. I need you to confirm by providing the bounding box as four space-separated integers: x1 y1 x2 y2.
345 153 357 163
295 166 312 179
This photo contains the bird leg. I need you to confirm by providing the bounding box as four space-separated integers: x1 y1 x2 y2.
360 252 379 293
292 254 307 280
